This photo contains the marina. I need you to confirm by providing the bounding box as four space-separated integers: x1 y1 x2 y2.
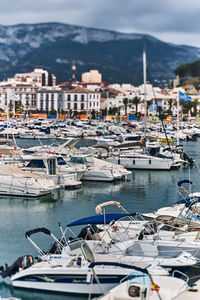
0 123 198 299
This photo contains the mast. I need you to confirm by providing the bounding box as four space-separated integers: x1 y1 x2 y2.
143 47 147 140
177 93 180 146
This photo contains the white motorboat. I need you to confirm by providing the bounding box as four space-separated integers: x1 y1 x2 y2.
96 269 191 300
104 151 173 170
0 165 57 197
68 154 123 182
21 154 82 189
3 235 168 295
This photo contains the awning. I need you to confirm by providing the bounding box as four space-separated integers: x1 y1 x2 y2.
67 213 137 227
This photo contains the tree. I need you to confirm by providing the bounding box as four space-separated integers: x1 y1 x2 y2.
167 99 174 116
179 101 193 115
91 109 96 119
146 100 153 116
50 109 57 116
192 99 198 116
123 98 129 115
157 106 167 121
131 96 140 115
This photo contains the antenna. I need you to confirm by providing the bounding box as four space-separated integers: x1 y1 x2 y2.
72 61 76 82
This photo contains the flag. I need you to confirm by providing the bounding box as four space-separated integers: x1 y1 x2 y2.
7 90 20 101
181 187 185 193
194 207 200 215
178 91 192 102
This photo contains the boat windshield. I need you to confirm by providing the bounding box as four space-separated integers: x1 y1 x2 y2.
69 156 94 164
81 242 95 262
26 159 46 168
57 157 67 165
69 157 85 164
85 156 94 163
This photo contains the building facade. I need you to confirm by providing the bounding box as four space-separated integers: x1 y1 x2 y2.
36 88 101 114
14 68 56 87
0 81 39 112
82 70 102 83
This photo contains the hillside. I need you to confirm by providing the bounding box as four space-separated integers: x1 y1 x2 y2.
0 22 199 85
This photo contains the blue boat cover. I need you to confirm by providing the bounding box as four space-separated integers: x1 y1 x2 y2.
67 213 137 227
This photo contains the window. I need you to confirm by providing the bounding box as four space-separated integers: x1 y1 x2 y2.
74 94 77 101
45 99 48 111
81 103 84 110
81 95 84 101
74 103 77 110
67 94 71 101
47 159 56 175
67 103 71 109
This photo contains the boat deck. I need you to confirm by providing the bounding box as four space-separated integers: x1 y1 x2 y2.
174 279 200 299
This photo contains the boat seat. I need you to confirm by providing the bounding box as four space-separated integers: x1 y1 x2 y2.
158 246 182 258
139 243 159 257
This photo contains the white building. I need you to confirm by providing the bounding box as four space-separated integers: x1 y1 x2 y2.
37 88 101 113
0 81 39 112
14 68 56 87
63 88 100 112
36 89 61 112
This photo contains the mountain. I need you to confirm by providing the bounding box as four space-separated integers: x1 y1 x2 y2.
0 22 200 85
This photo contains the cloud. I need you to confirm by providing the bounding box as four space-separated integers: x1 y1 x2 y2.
0 0 200 46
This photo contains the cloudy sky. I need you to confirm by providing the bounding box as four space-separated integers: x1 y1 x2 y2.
1 0 200 47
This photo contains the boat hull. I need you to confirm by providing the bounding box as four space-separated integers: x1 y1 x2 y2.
11 267 132 294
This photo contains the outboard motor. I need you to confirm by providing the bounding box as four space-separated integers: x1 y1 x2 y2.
182 152 194 164
0 255 34 278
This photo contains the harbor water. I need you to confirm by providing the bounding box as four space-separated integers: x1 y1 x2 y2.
0 139 199 299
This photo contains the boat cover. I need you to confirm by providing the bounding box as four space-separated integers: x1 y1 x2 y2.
177 180 193 186
67 213 137 227
25 227 51 238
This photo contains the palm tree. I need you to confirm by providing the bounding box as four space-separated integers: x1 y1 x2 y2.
167 99 174 116
146 99 153 116
131 96 141 115
192 99 198 116
179 100 193 115
123 98 129 116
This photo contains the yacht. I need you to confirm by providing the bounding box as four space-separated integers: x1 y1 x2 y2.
68 154 123 182
0 165 57 197
104 150 173 170
21 154 82 189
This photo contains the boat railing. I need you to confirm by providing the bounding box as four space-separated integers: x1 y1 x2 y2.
172 270 189 283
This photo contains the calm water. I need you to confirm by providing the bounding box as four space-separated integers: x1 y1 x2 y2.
0 140 200 299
